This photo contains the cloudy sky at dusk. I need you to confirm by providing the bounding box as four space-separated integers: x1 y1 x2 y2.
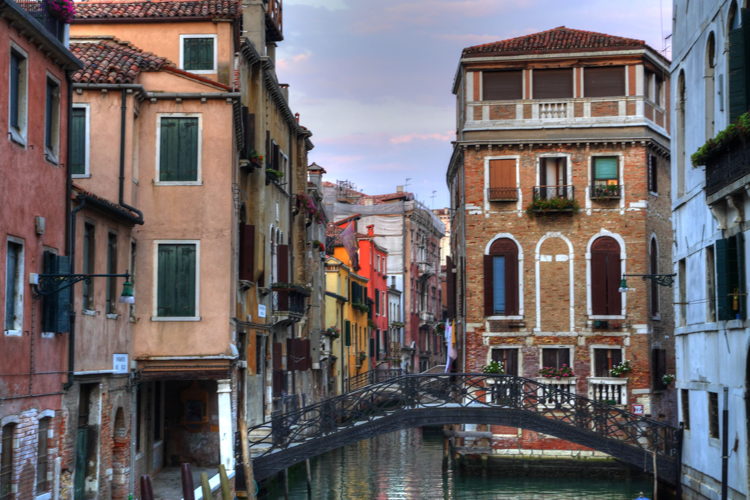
276 0 673 209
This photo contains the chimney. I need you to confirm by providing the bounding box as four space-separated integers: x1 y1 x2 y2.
367 225 374 237
396 185 404 192
279 83 289 102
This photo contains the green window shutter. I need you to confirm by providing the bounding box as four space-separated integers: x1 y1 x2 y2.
728 20 749 123
183 37 214 71
345 320 351 346
157 244 196 317
594 157 618 180
70 108 86 175
737 233 746 320
716 238 730 320
42 253 70 333
160 117 198 181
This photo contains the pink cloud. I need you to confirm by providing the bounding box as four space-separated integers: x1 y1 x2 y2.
276 51 312 72
389 132 453 144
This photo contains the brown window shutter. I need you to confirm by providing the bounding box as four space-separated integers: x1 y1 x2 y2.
301 339 311 370
286 338 296 371
591 237 621 315
583 66 625 97
483 70 522 100
239 224 255 281
277 244 289 282
533 68 573 99
483 255 494 316
489 238 519 316
489 159 515 188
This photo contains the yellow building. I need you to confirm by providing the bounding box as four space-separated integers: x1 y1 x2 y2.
325 256 369 393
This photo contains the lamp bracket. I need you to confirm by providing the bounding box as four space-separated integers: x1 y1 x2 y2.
622 273 676 288
33 272 130 296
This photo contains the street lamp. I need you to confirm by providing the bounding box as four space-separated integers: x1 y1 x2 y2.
30 271 134 303
618 273 676 293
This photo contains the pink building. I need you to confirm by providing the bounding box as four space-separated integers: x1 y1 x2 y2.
0 0 80 498
357 226 390 369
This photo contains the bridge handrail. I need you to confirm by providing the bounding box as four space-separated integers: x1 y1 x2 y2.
247 373 679 462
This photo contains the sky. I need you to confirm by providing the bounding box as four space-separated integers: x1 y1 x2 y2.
276 0 673 209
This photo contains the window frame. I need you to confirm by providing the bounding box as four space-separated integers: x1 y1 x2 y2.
82 222 96 312
590 346 624 378
483 235 522 319
540 346 573 371
681 389 691 430
4 238 24 336
44 74 61 164
155 113 202 185
179 34 217 74
708 391 719 439
8 43 28 146
489 347 520 376
35 417 51 495
70 103 91 178
152 240 200 321
587 233 626 319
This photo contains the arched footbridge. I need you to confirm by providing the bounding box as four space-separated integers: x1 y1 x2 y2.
246 374 681 484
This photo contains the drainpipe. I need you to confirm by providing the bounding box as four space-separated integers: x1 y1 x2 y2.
721 386 729 500
63 67 78 391
119 90 143 224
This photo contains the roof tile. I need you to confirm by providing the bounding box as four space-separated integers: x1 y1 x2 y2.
71 37 170 83
73 0 240 21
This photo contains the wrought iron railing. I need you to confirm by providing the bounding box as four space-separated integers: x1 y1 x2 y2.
15 0 66 41
345 368 404 392
271 288 306 317
704 139 750 197
589 183 622 199
247 373 680 467
487 187 518 201
532 185 574 201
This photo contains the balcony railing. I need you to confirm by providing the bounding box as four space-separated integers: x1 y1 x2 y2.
16 0 66 42
271 287 307 320
487 186 518 201
536 377 576 408
589 183 622 200
588 377 627 406
466 96 667 131
533 185 574 201
704 139 750 198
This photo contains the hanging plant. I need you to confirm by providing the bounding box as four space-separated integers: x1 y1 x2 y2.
44 0 75 22
692 112 750 166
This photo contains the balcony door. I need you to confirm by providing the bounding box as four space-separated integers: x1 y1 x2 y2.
539 157 567 199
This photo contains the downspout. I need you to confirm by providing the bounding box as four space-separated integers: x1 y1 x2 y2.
119 89 143 224
63 69 77 391
721 386 729 499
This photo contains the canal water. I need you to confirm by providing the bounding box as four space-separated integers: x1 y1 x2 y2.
260 427 653 499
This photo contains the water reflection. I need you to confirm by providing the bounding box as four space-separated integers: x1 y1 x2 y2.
263 428 652 499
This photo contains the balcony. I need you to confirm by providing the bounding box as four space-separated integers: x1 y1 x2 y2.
417 261 435 276
465 96 667 132
16 0 66 42
704 138 750 199
589 182 622 200
487 186 518 202
587 377 627 406
536 377 576 408
264 0 283 42
271 284 309 323
528 186 578 214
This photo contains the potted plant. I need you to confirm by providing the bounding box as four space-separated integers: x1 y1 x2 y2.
266 168 284 184
609 360 632 377
661 373 675 386
526 197 580 215
323 327 340 339
539 364 575 379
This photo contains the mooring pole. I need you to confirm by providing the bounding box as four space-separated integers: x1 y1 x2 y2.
305 458 312 498
652 450 658 500
284 468 289 500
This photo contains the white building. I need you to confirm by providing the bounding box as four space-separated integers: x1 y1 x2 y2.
671 1 749 498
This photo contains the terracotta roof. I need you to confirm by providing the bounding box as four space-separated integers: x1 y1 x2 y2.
71 37 170 84
462 26 647 58
73 0 240 22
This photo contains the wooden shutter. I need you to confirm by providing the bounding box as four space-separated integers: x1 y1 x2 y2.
345 320 351 346
591 237 621 315
737 233 746 320
728 19 749 123
239 224 255 281
42 253 70 333
160 117 198 182
483 70 522 100
272 342 283 396
533 68 573 99
716 238 731 320
542 348 567 369
489 238 519 316
184 37 213 71
70 108 86 175
157 244 196 317
492 348 518 376
650 239 659 316
483 255 494 316
593 157 618 181
583 66 625 97
594 349 621 377
277 244 289 282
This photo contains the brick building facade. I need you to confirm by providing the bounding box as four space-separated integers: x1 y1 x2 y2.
446 27 675 458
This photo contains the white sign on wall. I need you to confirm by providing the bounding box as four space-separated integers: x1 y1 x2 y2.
258 304 266 318
113 354 128 374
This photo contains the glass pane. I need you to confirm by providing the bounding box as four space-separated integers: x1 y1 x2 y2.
183 37 214 71
5 243 20 331
492 256 505 314
594 157 618 180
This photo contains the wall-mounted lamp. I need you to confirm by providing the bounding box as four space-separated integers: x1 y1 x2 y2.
619 273 677 293
31 271 134 303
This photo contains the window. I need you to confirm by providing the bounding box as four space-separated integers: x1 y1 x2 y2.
728 7 748 122
706 245 716 322
678 258 687 326
593 348 622 377
483 70 522 100
708 392 719 438
491 348 519 376
590 237 622 316
716 234 745 320
652 348 667 390
541 347 571 370
537 157 569 199
487 158 517 201
648 154 658 193
650 238 659 317
158 116 200 183
483 238 519 316
591 156 620 198
82 223 95 311
106 232 118 314
156 242 197 318
4 240 23 334
681 389 690 429
180 35 216 73
45 76 61 161
8 46 27 143
645 70 664 106
705 32 716 140
70 105 89 176
583 66 625 97
36 418 50 494
0 424 15 500
532 68 573 99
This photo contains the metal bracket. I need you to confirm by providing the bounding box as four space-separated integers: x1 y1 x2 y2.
622 273 677 288
32 272 130 296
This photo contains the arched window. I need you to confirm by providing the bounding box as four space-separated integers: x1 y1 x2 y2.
484 238 519 316
591 237 621 315
650 238 659 317
728 1 748 122
705 32 716 140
